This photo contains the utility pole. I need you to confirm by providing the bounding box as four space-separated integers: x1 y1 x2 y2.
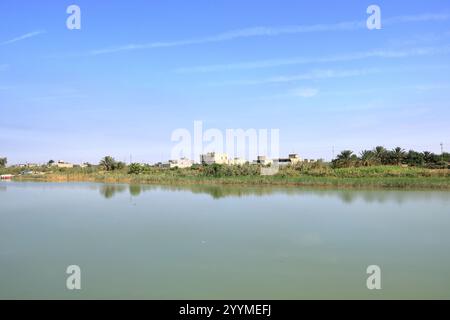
441 142 444 163
332 146 335 160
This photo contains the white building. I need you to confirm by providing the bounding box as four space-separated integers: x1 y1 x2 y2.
230 157 246 165
167 157 194 168
200 152 229 165
254 156 273 166
288 154 302 164
51 160 74 168
273 154 303 167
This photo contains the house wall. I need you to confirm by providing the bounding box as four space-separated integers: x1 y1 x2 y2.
200 153 229 165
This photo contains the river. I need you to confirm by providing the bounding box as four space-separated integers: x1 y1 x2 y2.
1 181 449 299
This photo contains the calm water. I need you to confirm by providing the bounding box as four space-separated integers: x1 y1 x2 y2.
1 181 449 299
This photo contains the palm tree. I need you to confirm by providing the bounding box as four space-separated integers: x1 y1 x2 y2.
0 157 7 168
99 156 117 171
392 147 406 165
335 150 355 168
423 151 434 164
360 150 375 166
373 146 387 164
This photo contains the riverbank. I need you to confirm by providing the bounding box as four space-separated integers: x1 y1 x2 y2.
8 165 450 189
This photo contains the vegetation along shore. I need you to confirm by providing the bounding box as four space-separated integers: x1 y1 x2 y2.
1 147 450 189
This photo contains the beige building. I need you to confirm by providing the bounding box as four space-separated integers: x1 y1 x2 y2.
200 152 229 165
26 163 39 167
229 157 246 165
167 157 193 168
254 156 273 166
273 154 303 167
288 154 302 164
52 160 74 168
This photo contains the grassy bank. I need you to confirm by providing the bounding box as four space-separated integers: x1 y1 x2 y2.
6 165 450 189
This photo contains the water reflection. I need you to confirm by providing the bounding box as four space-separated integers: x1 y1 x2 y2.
99 184 127 199
3 181 449 204
97 182 450 204
129 185 142 197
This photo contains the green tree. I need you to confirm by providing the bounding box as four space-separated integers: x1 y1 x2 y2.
0 157 7 168
406 150 424 166
423 151 439 165
99 156 117 171
115 161 126 170
128 163 143 174
202 163 225 177
373 146 387 164
359 150 375 166
442 152 450 163
391 147 406 165
333 150 357 168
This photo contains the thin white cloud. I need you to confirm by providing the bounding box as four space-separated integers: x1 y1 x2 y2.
88 21 363 55
260 87 320 99
383 13 450 24
311 83 450 97
211 65 449 86
255 81 450 101
414 83 450 91
27 94 87 102
0 30 45 46
175 45 450 73
290 87 320 98
86 13 450 56
214 68 381 86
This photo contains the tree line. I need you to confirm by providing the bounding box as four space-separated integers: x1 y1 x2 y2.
332 146 449 168
2 150 449 172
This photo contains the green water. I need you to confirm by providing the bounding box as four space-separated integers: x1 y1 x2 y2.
1 181 449 299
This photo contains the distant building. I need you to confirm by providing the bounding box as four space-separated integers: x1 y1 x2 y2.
167 157 193 168
254 156 273 166
73 163 89 168
230 157 246 165
273 154 303 167
200 152 229 165
26 163 39 167
288 154 302 164
51 160 74 168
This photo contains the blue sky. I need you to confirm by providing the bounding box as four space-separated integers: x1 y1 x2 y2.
1 0 450 164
